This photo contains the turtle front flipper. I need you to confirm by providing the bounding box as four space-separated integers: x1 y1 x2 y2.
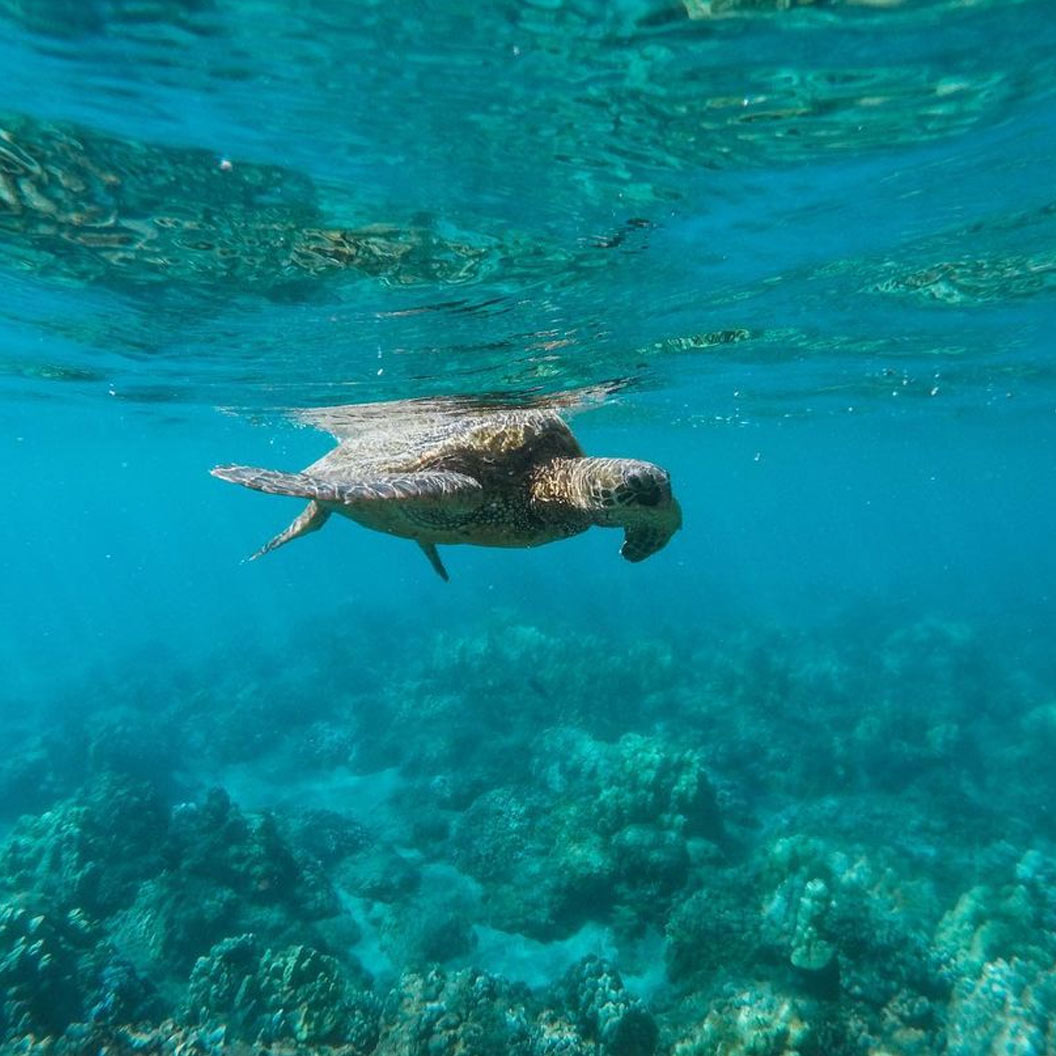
212 464 484 567
212 464 345 501
620 523 676 563
211 464 483 509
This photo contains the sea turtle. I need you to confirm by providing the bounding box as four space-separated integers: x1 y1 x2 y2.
211 396 682 580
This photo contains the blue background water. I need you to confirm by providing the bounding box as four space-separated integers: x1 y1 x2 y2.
2 0 1056 1050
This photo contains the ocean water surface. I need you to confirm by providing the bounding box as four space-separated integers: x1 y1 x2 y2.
2 1 1056 1052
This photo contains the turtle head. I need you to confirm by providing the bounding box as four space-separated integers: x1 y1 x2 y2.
583 458 683 562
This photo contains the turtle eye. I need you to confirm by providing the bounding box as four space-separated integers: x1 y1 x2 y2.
627 470 663 506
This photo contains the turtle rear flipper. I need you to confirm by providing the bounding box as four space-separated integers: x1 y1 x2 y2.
418 541 450 581
251 500 330 560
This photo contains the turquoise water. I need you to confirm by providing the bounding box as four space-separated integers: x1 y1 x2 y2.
2 1 1056 1052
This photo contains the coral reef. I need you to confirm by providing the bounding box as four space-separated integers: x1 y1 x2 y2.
0 112 492 294
1 608 1053 1053
0 899 163 1041
375 966 535 1055
442 726 722 940
373 960 657 1056
107 788 344 980
0 775 167 917
554 957 658 1055
933 858 1056 1053
945 957 1056 1056
671 983 814 1056
0 778 350 988
0 901 91 1038
187 934 379 1050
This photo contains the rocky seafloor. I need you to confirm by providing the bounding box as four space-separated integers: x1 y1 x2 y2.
2 607 1055 1055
